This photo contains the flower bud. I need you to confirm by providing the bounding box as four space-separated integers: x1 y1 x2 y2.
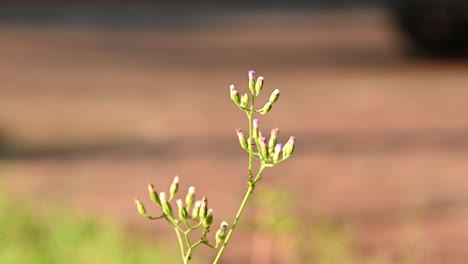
159 192 167 204
185 186 195 210
240 93 250 108
169 176 179 201
230 85 241 105
282 136 296 158
148 183 161 206
176 199 189 221
272 143 282 163
268 127 279 154
159 192 173 217
191 200 202 219
269 89 280 103
236 128 248 149
199 197 208 220
259 137 269 159
254 76 264 96
253 119 260 140
216 221 229 247
134 198 146 216
248 70 256 95
202 209 213 229
260 102 273 115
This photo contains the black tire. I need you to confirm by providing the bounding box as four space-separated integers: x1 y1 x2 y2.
391 1 468 56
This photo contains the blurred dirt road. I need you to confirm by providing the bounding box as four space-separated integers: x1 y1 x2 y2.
1 9 468 264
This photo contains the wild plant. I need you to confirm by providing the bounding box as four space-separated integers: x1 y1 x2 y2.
134 70 295 263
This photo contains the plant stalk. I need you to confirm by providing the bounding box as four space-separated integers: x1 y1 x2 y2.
212 165 266 264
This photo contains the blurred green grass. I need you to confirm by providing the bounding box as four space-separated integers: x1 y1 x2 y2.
0 193 175 264
250 186 399 264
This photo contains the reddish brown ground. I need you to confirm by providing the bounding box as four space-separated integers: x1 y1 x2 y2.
1 9 468 264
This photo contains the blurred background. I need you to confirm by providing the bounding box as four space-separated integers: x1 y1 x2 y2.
1 1 468 264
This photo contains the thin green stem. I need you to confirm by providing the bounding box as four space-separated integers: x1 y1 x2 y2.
212 185 253 264
174 225 186 262
144 214 165 220
189 221 203 231
162 216 186 262
212 164 267 264
202 241 216 249
183 239 205 263
247 112 254 181
238 105 262 113
247 95 256 181
184 230 192 248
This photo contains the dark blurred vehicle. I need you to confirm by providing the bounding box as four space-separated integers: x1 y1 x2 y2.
1 0 468 55
391 0 468 55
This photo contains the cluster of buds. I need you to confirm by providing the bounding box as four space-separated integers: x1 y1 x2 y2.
134 70 295 263
135 176 229 247
236 119 295 164
230 71 280 115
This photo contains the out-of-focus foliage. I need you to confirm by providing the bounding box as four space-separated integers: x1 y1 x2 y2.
253 186 298 234
0 193 174 264
251 186 397 264
299 217 395 264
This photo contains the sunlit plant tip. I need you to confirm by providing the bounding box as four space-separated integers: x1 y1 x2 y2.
159 192 174 217
269 89 280 103
268 127 279 153
199 197 208 220
229 85 241 105
215 221 229 247
134 198 146 216
255 76 264 96
203 209 214 229
159 192 167 204
240 93 250 108
253 119 260 140
191 200 202 219
259 137 269 159
170 176 180 201
282 136 296 158
177 199 189 221
148 183 162 206
260 102 273 115
248 70 256 94
272 143 282 163
185 186 195 209
236 128 248 149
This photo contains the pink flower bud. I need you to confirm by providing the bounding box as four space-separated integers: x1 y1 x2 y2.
255 76 264 96
268 127 279 153
248 70 255 81
236 128 248 149
253 119 260 129
252 119 260 140
259 137 269 159
282 136 296 158
273 143 282 163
